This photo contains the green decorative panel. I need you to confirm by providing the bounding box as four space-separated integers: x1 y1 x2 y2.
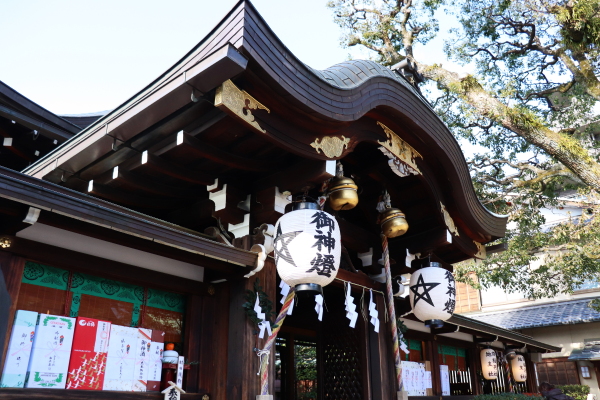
442 345 457 356
457 348 466 358
146 288 186 313
21 262 68 290
21 262 184 328
409 339 422 351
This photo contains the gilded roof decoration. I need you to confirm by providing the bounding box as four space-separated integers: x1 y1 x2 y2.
215 79 270 133
474 241 486 259
440 202 459 236
310 136 350 158
377 121 422 176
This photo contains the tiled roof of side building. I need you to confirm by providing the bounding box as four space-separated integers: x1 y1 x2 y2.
468 298 600 330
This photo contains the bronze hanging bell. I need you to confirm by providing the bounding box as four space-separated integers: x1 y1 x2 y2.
328 161 358 211
380 207 409 238
377 190 408 238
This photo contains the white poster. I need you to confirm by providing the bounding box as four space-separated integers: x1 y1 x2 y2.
401 361 427 396
440 365 450 396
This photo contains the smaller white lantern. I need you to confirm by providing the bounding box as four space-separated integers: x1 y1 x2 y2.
480 348 498 380
409 262 455 328
511 354 527 383
274 202 341 293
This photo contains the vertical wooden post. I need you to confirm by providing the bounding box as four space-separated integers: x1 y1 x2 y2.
470 346 481 395
183 294 203 393
431 339 442 396
0 252 25 376
226 260 276 400
369 292 396 399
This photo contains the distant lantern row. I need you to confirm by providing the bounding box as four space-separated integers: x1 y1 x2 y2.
481 348 527 383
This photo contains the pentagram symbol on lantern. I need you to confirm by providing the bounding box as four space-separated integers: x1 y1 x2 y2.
410 274 440 307
274 224 300 267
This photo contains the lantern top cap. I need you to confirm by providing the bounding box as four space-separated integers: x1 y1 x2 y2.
292 201 318 211
429 261 442 268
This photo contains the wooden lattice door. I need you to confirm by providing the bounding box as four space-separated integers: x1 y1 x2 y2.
318 289 368 399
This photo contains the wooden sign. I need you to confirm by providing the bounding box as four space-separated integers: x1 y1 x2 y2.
176 356 184 389
161 380 185 400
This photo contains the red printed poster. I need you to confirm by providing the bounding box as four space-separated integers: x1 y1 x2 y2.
66 317 111 390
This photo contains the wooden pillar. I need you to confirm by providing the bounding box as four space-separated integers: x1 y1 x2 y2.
0 251 25 376
470 346 481 395
184 294 203 393
226 260 276 400
430 338 442 396
368 293 396 399
525 355 537 393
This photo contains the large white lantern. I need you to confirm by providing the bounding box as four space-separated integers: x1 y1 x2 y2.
480 348 498 380
408 262 455 328
274 202 341 293
511 354 527 383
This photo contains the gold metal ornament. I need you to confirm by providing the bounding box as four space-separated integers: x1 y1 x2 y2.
328 161 358 211
214 79 270 133
440 202 459 236
310 136 350 158
377 121 422 176
380 208 409 238
207 285 216 296
474 241 486 259
0 237 11 249
377 190 408 238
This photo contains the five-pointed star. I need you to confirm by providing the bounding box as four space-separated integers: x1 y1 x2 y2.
273 224 301 267
410 274 440 307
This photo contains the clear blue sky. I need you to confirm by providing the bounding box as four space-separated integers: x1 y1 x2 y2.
0 0 465 115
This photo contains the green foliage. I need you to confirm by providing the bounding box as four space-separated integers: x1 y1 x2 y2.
556 384 590 400
474 394 543 400
242 278 278 329
329 0 600 302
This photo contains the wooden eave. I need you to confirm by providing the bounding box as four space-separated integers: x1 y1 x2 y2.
0 80 81 139
0 166 257 270
21 0 507 265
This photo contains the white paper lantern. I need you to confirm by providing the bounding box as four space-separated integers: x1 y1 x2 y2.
480 348 498 380
274 203 341 291
408 262 455 327
511 354 527 383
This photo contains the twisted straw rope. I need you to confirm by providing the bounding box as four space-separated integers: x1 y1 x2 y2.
382 235 403 391
259 288 296 395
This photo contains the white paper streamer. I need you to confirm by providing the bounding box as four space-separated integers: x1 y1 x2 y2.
279 281 294 315
254 294 272 339
315 294 324 321
344 283 359 328
369 290 380 333
399 332 409 353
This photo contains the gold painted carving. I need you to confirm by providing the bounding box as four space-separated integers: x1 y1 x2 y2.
474 241 486 259
440 202 459 236
377 121 422 175
310 136 350 158
214 79 270 133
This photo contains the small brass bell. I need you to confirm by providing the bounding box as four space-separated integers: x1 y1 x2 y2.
380 207 409 238
328 161 358 211
377 190 408 238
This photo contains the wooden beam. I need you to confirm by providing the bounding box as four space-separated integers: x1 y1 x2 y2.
336 217 380 254
3 236 212 296
87 180 183 209
0 388 209 399
96 167 206 199
36 211 247 275
127 152 215 185
156 131 275 172
253 158 335 193
389 227 452 256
